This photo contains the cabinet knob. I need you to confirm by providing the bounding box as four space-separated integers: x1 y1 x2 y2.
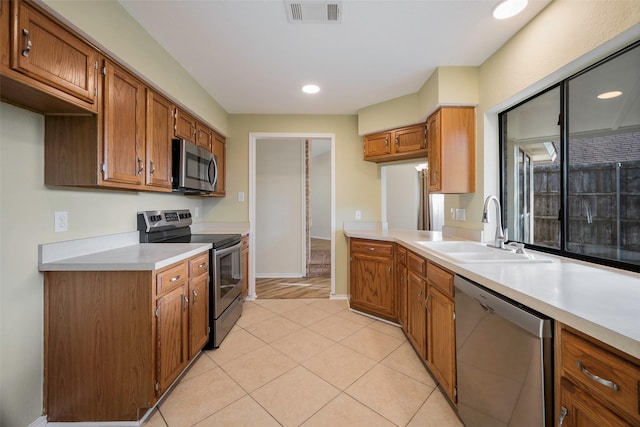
21 29 32 57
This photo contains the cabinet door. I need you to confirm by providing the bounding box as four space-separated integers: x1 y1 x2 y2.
12 1 97 105
407 271 426 359
188 274 209 359
211 132 226 196
146 90 173 190
175 108 197 141
350 254 395 321
156 285 188 395
394 125 426 154
427 110 442 192
363 131 392 159
196 123 213 151
102 60 145 186
396 261 408 330
427 285 456 402
559 379 631 427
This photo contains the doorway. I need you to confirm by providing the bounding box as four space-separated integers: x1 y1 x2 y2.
249 133 336 300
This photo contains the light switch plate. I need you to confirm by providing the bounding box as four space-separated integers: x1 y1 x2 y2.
455 208 466 221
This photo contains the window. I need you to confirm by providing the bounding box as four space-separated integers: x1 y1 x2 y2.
500 42 640 271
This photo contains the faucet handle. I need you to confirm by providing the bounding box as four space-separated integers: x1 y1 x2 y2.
507 241 527 254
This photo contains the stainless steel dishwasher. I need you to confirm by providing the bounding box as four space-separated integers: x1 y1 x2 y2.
454 275 553 427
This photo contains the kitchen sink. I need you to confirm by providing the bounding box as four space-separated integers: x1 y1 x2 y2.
416 240 553 264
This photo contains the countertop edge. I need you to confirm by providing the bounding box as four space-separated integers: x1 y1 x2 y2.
39 243 212 272
345 229 640 360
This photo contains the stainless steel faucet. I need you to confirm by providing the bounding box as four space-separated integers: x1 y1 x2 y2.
482 195 506 249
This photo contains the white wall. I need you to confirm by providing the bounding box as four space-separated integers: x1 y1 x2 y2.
310 140 331 240
255 140 304 277
382 163 420 230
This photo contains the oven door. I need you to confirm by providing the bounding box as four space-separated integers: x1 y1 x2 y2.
214 242 242 317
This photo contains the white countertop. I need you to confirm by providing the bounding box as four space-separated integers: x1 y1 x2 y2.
38 231 212 271
344 227 640 360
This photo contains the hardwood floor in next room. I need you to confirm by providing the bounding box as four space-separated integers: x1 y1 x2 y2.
256 238 332 299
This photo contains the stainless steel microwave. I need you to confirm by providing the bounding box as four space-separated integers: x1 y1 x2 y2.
172 138 218 194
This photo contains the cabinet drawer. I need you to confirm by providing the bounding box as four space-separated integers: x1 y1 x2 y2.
561 330 640 423
407 252 426 275
396 245 407 266
351 239 393 257
188 253 209 278
156 262 188 295
427 262 454 297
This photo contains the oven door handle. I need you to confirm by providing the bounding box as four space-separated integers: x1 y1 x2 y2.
215 241 242 257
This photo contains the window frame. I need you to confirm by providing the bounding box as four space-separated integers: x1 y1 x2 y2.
498 40 640 273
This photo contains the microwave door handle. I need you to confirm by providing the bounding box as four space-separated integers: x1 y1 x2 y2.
208 157 218 189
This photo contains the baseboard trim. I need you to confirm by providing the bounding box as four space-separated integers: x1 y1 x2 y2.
329 293 347 300
255 273 304 279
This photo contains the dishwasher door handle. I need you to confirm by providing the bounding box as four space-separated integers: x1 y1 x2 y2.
475 299 495 314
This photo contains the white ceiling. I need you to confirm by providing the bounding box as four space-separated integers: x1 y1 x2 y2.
119 0 551 115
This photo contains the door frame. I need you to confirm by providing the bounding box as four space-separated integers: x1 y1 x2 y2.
248 132 336 300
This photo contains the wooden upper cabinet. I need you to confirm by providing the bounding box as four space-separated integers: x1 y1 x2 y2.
211 132 226 196
145 90 173 191
363 131 392 158
427 106 475 194
196 122 213 151
10 1 98 107
174 108 197 141
101 59 146 187
363 124 426 162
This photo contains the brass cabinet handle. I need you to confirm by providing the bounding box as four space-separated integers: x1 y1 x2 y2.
192 289 198 304
395 136 399 147
368 247 375 251
169 275 180 282
137 157 144 174
198 262 206 268
385 138 389 148
576 361 620 391
149 160 155 174
21 29 32 57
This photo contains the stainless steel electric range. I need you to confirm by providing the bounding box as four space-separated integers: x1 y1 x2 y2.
137 209 242 349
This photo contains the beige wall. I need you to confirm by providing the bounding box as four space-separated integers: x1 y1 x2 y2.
203 114 379 297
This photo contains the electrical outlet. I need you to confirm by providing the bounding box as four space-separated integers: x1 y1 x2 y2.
194 207 200 218
54 211 68 232
238 192 245 202
355 210 362 220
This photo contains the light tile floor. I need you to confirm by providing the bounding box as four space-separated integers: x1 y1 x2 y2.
143 298 464 427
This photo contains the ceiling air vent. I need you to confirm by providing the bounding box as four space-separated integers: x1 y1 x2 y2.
285 1 342 24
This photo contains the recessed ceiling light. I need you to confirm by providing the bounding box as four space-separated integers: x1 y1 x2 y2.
302 84 320 94
493 0 528 19
597 90 623 99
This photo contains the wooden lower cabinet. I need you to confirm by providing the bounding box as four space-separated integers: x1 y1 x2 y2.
425 262 456 403
155 283 188 396
349 238 396 322
556 323 640 426
395 245 408 330
407 266 426 359
44 253 210 422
